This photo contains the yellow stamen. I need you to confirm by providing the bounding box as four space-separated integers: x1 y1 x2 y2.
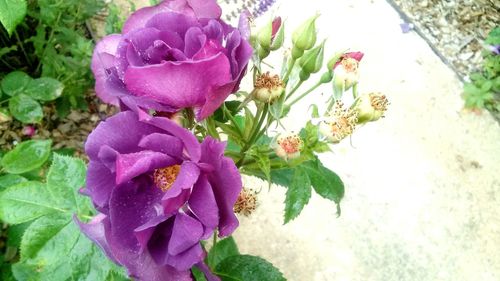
153 165 181 192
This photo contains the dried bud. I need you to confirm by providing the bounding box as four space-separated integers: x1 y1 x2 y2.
354 93 389 123
252 72 285 102
273 132 303 160
299 40 325 75
331 52 364 93
319 101 357 143
234 188 258 216
22 126 36 137
292 14 319 51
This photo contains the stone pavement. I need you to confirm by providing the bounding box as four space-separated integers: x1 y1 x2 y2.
231 0 500 280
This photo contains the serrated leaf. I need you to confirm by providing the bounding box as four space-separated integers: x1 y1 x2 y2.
0 174 27 189
0 0 27 36
302 159 344 204
1 139 52 174
8 94 44 123
1 71 31 96
0 181 61 224
25 77 64 101
20 214 70 260
284 168 311 223
214 255 286 281
207 236 240 269
46 154 86 211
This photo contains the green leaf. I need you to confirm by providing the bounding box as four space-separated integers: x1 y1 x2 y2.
302 159 344 204
0 0 27 36
192 267 208 281
25 77 64 101
1 139 52 174
1 71 32 96
213 101 242 123
8 94 44 123
20 214 70 260
6 222 30 247
215 255 286 281
0 174 27 189
207 236 240 269
284 168 311 223
46 154 86 211
0 181 60 224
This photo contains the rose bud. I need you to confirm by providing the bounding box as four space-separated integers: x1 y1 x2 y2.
319 101 357 143
273 132 303 160
291 14 319 59
252 72 285 102
330 52 364 93
270 17 284 51
354 92 389 123
22 125 36 137
299 40 325 75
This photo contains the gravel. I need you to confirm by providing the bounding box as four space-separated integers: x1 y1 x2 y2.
389 0 499 80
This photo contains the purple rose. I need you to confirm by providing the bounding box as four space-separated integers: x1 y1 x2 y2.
75 110 242 280
92 0 252 120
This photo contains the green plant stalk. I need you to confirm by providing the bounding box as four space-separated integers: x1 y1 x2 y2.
236 105 269 167
283 57 296 82
285 80 303 101
206 116 220 140
14 30 32 67
35 12 62 74
288 81 322 107
223 105 243 137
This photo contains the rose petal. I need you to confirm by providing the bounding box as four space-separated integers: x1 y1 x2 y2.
74 214 119 264
139 133 184 158
188 175 219 238
91 34 123 105
168 213 203 255
166 243 204 270
115 151 178 185
161 161 200 214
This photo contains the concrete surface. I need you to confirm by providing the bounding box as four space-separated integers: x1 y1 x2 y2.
231 1 500 281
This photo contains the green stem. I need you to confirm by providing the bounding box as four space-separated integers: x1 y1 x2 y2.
326 98 336 112
283 58 296 83
35 13 61 74
0 58 15 70
223 105 243 137
206 117 220 140
14 30 31 67
236 105 268 167
288 81 322 107
285 80 303 101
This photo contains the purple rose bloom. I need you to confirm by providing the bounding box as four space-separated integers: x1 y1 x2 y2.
75 110 241 280
92 0 252 120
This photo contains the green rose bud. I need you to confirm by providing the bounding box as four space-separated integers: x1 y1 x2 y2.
292 14 319 51
270 18 285 51
257 20 273 50
298 40 325 75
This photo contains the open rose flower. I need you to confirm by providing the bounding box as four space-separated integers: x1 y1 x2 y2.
92 0 252 120
75 110 241 280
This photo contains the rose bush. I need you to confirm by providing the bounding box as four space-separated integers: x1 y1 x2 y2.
92 0 252 120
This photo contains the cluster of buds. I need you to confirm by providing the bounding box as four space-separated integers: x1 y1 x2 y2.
319 101 358 143
252 72 285 102
234 188 258 216
273 132 303 160
354 92 389 123
255 17 284 59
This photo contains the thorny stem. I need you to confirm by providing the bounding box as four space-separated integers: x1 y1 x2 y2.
288 81 322 107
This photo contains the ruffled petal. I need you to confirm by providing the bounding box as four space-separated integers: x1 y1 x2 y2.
146 12 199 39
91 34 123 105
74 214 119 264
85 111 157 159
186 0 222 19
123 52 232 113
165 243 204 270
122 1 185 34
161 161 200 214
115 151 178 185
188 175 219 233
85 161 115 211
200 137 241 237
168 213 203 255
139 133 184 158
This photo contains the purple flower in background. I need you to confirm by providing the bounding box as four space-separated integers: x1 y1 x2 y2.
92 0 252 120
487 44 500 55
75 110 241 280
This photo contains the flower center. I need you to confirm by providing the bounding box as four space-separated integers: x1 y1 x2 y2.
341 57 359 73
277 135 303 154
234 189 257 216
326 101 357 139
153 165 181 192
369 93 389 111
255 72 284 90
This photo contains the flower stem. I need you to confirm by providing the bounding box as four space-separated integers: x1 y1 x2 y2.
287 81 322 107
285 80 303 101
14 30 32 67
282 58 296 83
236 105 268 167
